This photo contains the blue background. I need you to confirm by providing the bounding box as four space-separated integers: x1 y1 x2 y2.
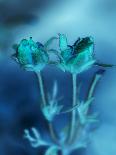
0 0 116 155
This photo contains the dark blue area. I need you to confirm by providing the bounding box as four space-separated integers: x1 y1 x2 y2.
0 0 116 155
0 57 103 155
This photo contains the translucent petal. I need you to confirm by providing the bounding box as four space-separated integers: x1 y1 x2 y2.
59 34 68 51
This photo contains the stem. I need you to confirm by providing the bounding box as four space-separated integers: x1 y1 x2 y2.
37 72 46 106
48 123 59 144
67 73 77 143
74 73 102 144
86 73 102 100
35 71 58 144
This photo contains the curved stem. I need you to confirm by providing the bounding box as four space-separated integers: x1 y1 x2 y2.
67 73 77 143
35 71 58 144
86 73 102 100
73 73 102 144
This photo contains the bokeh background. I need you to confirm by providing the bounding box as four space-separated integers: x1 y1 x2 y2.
0 0 116 155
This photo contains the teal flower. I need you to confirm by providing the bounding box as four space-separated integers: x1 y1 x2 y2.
58 34 95 74
12 37 49 72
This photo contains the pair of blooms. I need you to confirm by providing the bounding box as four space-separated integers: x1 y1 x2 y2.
12 34 95 74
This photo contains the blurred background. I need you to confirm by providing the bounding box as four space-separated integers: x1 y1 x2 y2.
0 0 116 155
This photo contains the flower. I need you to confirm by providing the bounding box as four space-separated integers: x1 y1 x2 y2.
12 37 49 72
58 34 95 74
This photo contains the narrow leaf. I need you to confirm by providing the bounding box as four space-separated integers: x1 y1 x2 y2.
95 62 115 67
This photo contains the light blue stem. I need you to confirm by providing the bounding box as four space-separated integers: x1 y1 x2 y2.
37 72 47 106
87 74 102 100
68 73 77 143
35 71 58 144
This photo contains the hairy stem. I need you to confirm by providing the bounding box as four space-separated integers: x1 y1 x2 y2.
67 73 77 143
35 71 58 144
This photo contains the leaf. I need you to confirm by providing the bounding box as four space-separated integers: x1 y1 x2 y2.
42 100 63 121
56 105 63 114
60 103 79 114
77 98 94 124
45 146 58 155
24 129 36 142
24 128 48 148
31 128 41 139
95 62 115 68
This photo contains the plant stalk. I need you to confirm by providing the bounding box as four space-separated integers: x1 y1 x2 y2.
67 73 77 143
37 72 46 106
86 73 102 100
70 73 102 146
35 71 58 144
